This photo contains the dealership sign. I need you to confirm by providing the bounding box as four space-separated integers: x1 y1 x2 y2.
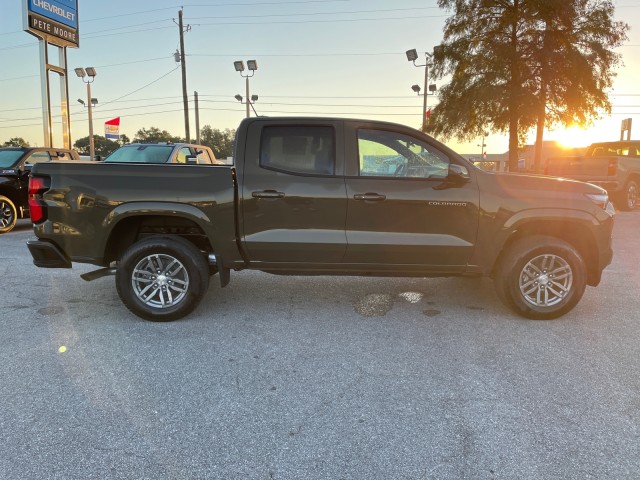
23 0 79 48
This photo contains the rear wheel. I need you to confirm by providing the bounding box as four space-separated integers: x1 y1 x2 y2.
116 236 209 321
0 195 17 234
617 179 637 211
494 235 586 320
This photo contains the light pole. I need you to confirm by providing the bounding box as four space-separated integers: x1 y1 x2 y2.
406 49 435 131
75 67 97 160
234 60 258 118
234 94 259 117
477 131 489 160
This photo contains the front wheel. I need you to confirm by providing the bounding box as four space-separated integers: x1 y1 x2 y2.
617 179 638 211
0 195 17 234
494 236 586 320
116 236 210 321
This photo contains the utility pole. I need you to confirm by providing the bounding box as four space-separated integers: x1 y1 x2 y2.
194 91 200 144
177 9 190 142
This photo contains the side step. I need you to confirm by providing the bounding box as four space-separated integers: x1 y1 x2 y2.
80 267 117 282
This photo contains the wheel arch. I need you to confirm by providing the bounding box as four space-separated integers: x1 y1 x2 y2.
102 203 215 264
493 218 600 286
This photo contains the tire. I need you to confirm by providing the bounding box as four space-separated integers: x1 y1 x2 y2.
0 195 17 234
617 179 638 211
494 235 587 320
116 236 210 321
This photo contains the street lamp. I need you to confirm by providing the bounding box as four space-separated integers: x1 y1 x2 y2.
234 59 258 118
75 67 97 160
235 94 259 117
406 48 435 131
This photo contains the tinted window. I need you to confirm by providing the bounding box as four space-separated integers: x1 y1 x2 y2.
196 149 213 164
104 145 173 163
357 129 449 179
0 150 25 168
260 126 335 175
25 151 52 165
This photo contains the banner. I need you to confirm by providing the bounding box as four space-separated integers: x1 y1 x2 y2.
105 117 120 141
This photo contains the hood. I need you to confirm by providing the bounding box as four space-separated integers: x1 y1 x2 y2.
492 172 607 195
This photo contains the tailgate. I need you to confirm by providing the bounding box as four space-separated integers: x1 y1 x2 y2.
546 156 614 178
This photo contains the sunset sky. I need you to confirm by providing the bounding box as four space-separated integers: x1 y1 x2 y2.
1 0 639 155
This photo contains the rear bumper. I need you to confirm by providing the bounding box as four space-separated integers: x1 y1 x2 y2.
27 239 72 268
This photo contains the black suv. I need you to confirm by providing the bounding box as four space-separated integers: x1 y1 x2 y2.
0 147 79 233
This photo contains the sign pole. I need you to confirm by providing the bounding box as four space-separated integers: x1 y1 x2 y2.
59 46 71 149
39 41 52 148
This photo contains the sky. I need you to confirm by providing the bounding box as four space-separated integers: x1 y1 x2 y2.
1 0 640 156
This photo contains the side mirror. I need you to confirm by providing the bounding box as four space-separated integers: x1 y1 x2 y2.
448 164 470 183
185 155 198 165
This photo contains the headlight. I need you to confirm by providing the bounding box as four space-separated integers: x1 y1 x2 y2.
585 193 615 215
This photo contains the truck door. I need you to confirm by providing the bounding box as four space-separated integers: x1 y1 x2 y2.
240 122 348 265
343 124 480 270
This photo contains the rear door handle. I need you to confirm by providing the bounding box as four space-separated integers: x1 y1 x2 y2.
353 193 386 201
252 190 285 199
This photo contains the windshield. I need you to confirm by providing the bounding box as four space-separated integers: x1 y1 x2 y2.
103 145 173 163
0 150 25 168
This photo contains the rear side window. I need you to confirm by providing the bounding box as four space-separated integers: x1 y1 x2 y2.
260 126 335 175
25 151 52 165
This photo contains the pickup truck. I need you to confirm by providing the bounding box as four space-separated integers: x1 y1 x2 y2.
0 146 80 233
26 117 615 322
545 140 640 211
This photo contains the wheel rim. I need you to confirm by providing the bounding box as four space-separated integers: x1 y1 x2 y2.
627 183 637 209
131 254 190 309
519 254 573 307
0 200 14 228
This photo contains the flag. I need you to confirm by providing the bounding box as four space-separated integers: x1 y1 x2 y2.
105 117 120 140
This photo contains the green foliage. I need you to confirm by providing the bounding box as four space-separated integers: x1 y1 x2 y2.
2 137 30 147
133 127 183 143
73 135 120 157
199 126 236 159
432 0 628 171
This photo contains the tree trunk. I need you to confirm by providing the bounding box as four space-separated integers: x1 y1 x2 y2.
508 0 521 172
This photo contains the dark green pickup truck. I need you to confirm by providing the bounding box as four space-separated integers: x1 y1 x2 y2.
26 117 615 321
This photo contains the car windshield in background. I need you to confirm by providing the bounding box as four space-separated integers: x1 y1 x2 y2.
103 145 173 163
0 150 25 168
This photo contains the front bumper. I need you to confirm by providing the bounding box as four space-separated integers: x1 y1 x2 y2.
27 239 72 268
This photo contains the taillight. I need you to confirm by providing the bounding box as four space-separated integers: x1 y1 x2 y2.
607 159 617 176
28 176 50 223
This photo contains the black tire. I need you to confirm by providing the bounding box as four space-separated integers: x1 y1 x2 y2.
494 235 586 320
116 236 210 321
617 179 638 211
0 195 17 234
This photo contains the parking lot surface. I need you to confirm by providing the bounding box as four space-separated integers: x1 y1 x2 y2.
1 214 639 479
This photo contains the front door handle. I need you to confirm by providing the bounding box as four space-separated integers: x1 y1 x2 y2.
353 193 386 201
252 190 285 199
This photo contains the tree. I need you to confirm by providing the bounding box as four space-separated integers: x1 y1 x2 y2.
133 127 183 143
199 126 236 159
73 135 120 157
2 137 30 147
530 0 627 171
431 0 627 171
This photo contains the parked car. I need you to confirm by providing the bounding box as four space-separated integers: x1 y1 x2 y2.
0 147 79 233
102 143 222 165
27 117 614 321
545 140 640 210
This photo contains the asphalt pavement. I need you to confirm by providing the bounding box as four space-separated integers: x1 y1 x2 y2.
1 214 639 479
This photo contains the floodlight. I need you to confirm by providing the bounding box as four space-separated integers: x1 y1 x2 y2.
247 60 258 71
235 94 243 102
77 98 85 105
251 94 258 102
429 84 437 93
411 84 421 93
91 98 98 106
233 61 245 72
406 49 418 62
85 67 97 77
74 68 86 78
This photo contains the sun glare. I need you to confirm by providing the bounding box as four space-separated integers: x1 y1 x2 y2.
555 126 596 150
